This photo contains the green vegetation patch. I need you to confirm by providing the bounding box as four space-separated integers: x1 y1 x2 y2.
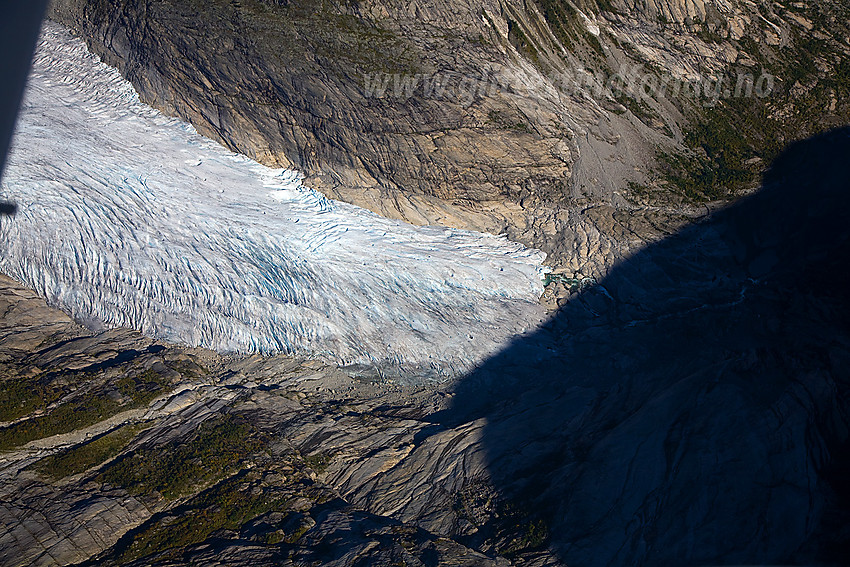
114 472 282 563
0 375 62 423
303 451 332 474
0 367 172 452
0 390 122 451
615 93 661 127
99 414 267 500
650 78 787 204
487 110 531 133
238 0 418 75
657 0 850 204
536 0 579 50
535 0 605 57
452 478 550 558
507 18 541 66
116 368 173 407
31 422 147 480
497 500 549 557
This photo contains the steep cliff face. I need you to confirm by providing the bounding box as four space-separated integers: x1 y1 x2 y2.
46 0 850 274
44 0 577 271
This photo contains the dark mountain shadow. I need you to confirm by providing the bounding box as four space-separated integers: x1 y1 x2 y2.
1 1 48 214
441 127 850 566
0 0 48 178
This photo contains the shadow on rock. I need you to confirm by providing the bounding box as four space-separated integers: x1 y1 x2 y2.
440 127 850 566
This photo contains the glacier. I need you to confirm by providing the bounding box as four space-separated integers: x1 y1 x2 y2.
0 23 548 381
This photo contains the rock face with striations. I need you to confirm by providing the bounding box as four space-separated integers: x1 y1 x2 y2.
0 273 519 566
46 0 850 275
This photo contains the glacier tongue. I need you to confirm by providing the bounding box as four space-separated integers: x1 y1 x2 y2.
0 23 548 381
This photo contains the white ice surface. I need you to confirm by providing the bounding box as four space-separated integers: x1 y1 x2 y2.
0 24 548 380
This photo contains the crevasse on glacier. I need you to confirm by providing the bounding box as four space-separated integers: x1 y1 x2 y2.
0 23 548 381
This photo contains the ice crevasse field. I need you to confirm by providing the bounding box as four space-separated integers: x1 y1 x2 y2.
0 23 549 381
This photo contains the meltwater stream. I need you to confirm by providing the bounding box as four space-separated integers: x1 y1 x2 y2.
0 24 548 380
